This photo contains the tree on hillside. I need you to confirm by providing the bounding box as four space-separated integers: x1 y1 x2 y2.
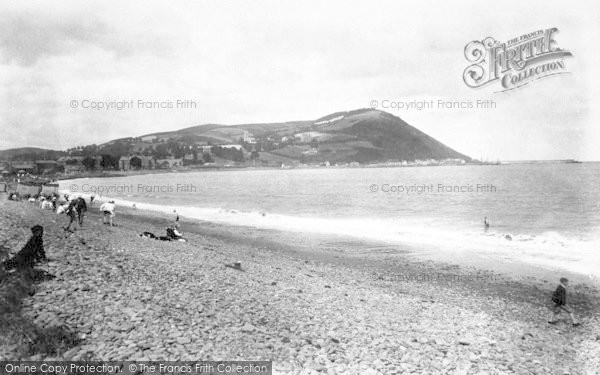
211 146 244 162
154 143 170 158
99 140 131 157
310 138 319 150
82 144 98 157
82 157 97 170
202 152 213 163
101 154 118 170
130 156 142 169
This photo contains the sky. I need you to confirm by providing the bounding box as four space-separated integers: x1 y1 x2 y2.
0 0 599 161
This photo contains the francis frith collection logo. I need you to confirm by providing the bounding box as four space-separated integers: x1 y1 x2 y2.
463 28 572 92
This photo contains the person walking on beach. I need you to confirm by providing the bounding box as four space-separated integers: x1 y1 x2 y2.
100 200 116 226
64 197 87 231
90 194 95 206
483 216 490 231
549 277 581 327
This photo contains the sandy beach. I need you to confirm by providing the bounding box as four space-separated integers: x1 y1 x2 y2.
1 198 599 374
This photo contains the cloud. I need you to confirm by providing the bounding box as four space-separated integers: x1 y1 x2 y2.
0 0 597 160
0 11 170 67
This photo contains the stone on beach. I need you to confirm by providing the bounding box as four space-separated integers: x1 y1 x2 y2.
0 199 598 375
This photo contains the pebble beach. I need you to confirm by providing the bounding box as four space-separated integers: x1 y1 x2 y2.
1 198 600 374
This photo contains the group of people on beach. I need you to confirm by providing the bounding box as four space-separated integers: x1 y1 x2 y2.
53 194 183 241
3 196 582 329
55 194 116 232
2 195 188 276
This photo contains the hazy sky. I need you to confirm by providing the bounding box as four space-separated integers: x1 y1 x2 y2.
1 0 598 160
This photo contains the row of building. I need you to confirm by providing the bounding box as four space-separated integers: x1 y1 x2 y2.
0 155 192 175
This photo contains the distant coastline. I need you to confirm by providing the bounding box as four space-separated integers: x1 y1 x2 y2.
1 158 589 184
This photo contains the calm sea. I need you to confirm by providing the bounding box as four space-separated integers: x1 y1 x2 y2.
61 163 600 277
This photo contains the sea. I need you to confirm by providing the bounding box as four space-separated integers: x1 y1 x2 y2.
60 163 600 278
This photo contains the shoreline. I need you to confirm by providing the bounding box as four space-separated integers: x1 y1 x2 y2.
56 181 600 287
17 159 595 184
1 198 599 373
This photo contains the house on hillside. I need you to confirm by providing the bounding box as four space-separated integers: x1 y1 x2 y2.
118 156 131 170
58 156 102 172
0 161 10 175
220 144 243 151
10 162 37 174
243 130 256 143
156 157 183 169
35 160 60 174
294 132 330 143
119 155 156 170
58 156 83 173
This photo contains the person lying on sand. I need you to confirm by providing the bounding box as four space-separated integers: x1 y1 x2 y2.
139 225 186 242
2 225 47 275
140 231 158 239
549 277 581 327
168 224 186 242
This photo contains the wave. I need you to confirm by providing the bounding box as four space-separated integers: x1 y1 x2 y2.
60 188 600 279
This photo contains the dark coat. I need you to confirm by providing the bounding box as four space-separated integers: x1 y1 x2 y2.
67 198 87 216
552 284 567 305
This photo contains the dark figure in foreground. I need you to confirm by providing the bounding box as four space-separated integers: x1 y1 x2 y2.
64 197 87 231
2 225 46 274
549 277 580 326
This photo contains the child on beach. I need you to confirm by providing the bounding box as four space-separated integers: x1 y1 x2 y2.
549 277 581 327
100 200 116 226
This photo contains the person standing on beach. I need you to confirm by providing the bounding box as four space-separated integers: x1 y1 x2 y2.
76 197 87 226
90 194 95 206
100 200 116 226
549 277 581 327
51 195 57 211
